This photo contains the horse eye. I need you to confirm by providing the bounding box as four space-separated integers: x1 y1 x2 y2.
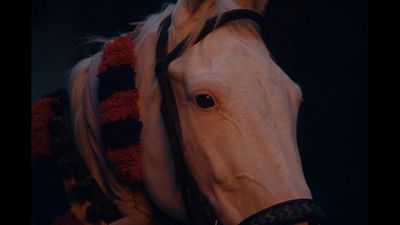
195 94 215 109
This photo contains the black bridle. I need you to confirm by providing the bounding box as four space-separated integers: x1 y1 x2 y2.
154 9 328 225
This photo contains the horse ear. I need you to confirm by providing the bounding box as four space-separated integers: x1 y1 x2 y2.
173 0 208 29
233 0 269 13
186 0 206 13
175 0 207 15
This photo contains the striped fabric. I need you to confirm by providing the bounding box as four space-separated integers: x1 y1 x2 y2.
31 89 70 160
32 97 53 160
97 35 143 184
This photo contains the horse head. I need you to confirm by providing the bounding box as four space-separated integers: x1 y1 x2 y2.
134 1 313 225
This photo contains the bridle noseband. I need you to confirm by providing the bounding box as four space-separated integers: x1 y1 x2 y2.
154 9 328 225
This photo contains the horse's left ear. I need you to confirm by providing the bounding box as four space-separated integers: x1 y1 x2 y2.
234 0 269 13
186 0 206 13
172 0 209 29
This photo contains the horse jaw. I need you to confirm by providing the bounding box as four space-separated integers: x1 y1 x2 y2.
168 24 312 225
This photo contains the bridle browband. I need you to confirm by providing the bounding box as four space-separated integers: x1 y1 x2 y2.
154 9 328 225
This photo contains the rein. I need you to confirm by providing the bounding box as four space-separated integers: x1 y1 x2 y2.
154 9 327 225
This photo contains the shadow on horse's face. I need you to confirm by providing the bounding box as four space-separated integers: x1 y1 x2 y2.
167 19 310 225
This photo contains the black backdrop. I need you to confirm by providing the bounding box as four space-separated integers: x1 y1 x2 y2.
32 0 368 225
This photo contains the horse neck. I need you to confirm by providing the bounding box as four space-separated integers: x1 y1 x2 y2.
133 15 188 219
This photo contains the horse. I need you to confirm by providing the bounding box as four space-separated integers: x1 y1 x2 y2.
32 1 326 225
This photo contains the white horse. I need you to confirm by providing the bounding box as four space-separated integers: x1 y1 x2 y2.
67 0 315 225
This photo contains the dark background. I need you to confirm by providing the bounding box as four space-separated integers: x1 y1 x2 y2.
32 0 368 225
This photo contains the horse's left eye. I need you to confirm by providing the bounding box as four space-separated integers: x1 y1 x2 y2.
195 94 215 109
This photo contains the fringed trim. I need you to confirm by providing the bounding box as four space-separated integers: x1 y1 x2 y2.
105 144 142 183
97 35 143 184
98 35 136 74
99 90 140 123
31 97 53 160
